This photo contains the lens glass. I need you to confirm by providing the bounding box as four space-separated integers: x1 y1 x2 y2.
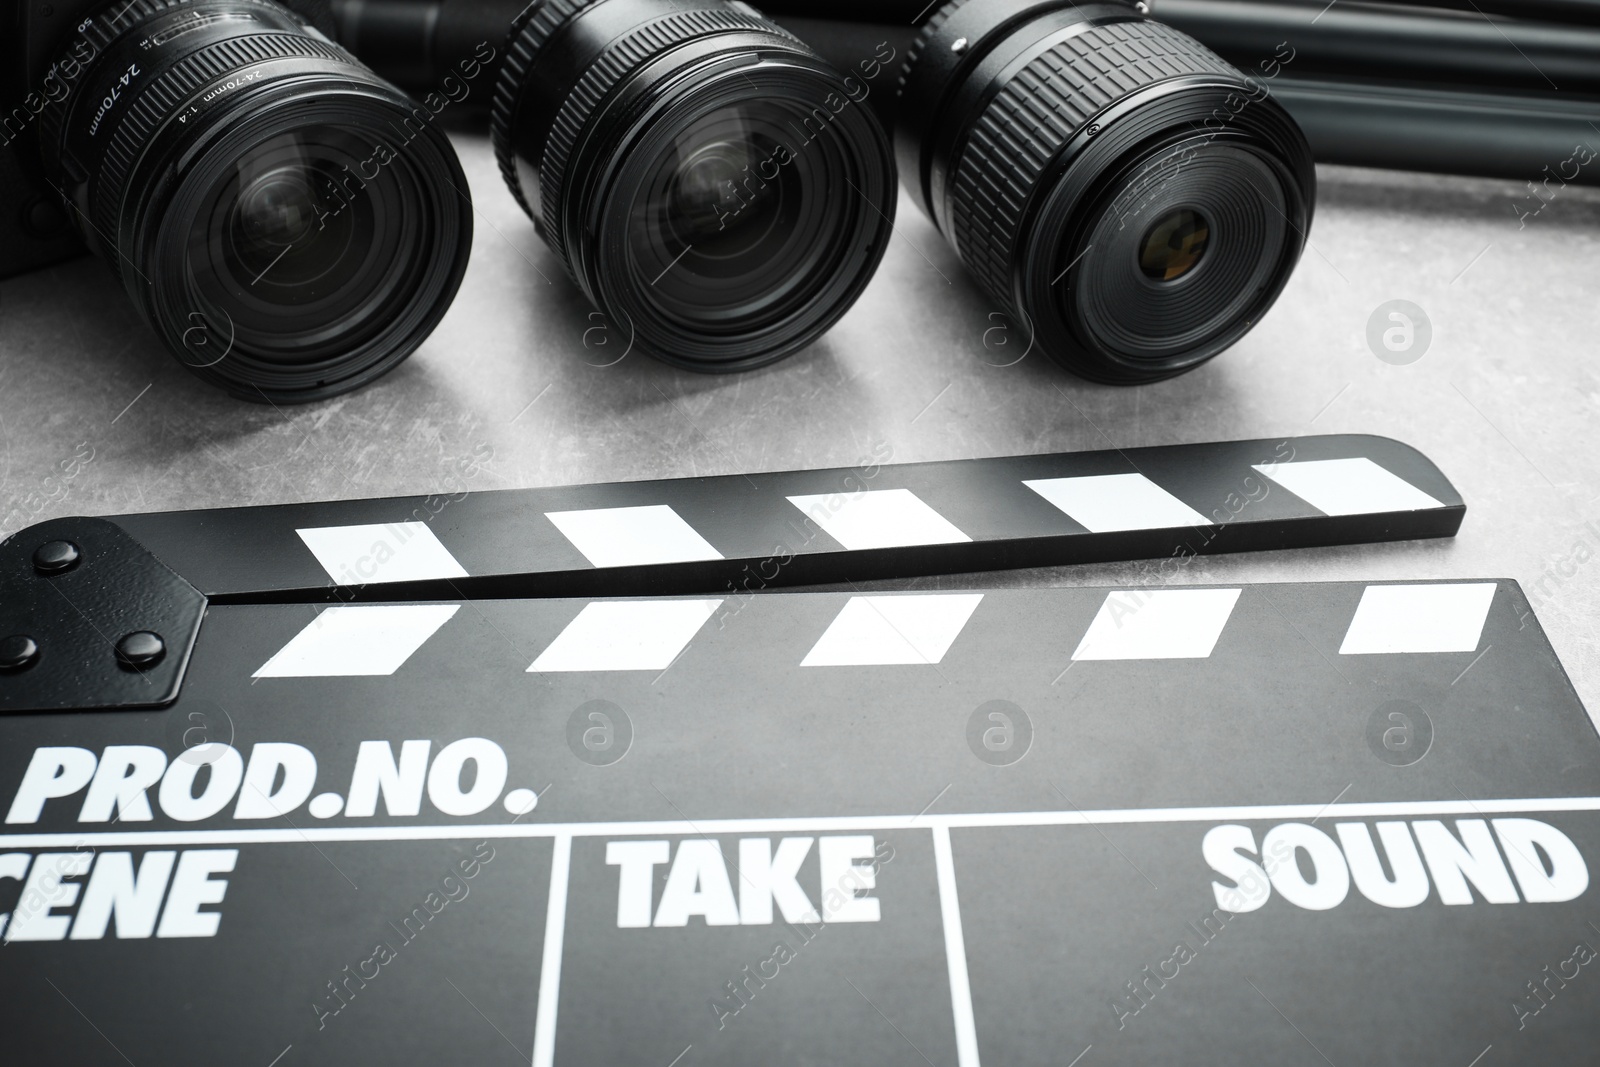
184 127 428 365
1138 208 1209 282
1067 141 1289 365
625 100 849 335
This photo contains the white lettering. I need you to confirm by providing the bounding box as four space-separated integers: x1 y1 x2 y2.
6 748 97 824
1202 825 1270 913
158 746 243 822
655 840 740 927
739 837 820 925
156 849 238 937
80 746 167 822
426 738 507 817
1414 820 1520 905
818 836 880 923
1494 818 1589 903
1336 822 1430 908
1264 823 1349 910
233 744 317 820
346 740 430 818
71 851 176 939
6 852 93 941
607 841 668 928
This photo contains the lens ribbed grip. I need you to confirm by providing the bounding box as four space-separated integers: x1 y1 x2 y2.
35 0 184 156
538 8 794 278
88 33 353 283
489 0 598 219
949 19 1236 305
896 0 962 98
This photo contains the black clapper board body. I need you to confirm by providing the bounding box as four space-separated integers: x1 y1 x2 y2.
4 436 1595 1065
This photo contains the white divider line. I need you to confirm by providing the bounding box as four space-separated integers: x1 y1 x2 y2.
932 825 982 1067
531 833 572 1067
7 796 1600 850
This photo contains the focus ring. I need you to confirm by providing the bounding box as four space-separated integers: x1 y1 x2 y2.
37 0 270 157
539 8 792 279
896 0 963 97
90 33 353 284
949 18 1236 305
490 0 598 219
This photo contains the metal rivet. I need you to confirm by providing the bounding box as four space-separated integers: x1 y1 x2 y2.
33 540 82 575
116 631 166 669
0 635 40 672
951 37 969 54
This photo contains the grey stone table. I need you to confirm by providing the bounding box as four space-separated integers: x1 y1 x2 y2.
2 132 1597 721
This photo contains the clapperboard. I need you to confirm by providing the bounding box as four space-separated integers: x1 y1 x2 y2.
2 435 1596 1065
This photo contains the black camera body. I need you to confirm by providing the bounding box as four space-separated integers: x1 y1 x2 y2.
1 0 332 279
3 1 104 278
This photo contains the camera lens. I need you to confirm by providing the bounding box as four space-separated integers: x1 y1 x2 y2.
38 0 473 402
1139 208 1208 281
897 0 1315 383
491 0 897 372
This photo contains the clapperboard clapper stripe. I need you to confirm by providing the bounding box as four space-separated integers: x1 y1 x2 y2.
2 579 1598 1064
97 434 1464 602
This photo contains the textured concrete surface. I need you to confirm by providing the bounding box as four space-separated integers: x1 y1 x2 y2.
2 132 1597 718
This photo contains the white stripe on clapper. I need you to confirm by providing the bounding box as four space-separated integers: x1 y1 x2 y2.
1252 458 1444 517
9 796 1600 850
933 825 982 1067
531 833 572 1067
296 523 468 585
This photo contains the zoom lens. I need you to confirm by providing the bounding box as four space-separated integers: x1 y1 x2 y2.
38 0 473 402
898 0 1315 383
491 0 896 372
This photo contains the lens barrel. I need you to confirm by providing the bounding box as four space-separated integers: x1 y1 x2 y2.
38 0 474 403
898 0 1315 383
491 0 897 372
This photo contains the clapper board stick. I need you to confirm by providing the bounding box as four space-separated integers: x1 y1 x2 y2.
0 433 1463 713
98 433 1461 604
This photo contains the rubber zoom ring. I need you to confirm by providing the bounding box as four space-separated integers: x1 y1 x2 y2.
896 0 964 98
35 0 319 175
489 0 598 220
948 18 1236 305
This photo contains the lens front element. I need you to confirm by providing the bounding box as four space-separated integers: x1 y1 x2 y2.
629 102 817 328
186 126 432 366
1139 208 1210 282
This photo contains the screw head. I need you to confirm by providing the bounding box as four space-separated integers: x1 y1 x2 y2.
1087 123 1102 136
33 540 82 575
116 631 166 669
0 635 40 672
951 37 969 54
